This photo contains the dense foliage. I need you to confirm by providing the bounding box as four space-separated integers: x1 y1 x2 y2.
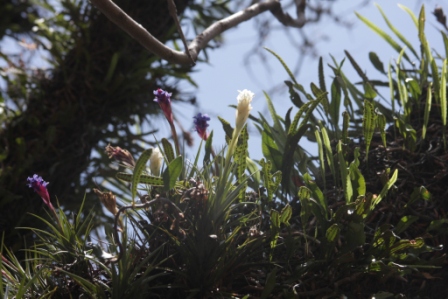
2 4 448 299
0 0 232 251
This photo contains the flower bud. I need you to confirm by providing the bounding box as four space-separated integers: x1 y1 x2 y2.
153 88 174 123
93 189 119 215
193 113 210 140
235 89 254 136
105 144 135 167
27 174 55 212
150 147 163 176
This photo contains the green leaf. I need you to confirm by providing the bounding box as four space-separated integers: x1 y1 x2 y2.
203 130 214 165
395 215 419 234
377 112 387 148
349 148 366 198
440 59 447 147
303 171 327 215
117 172 164 186
264 47 298 86
356 12 411 63
364 82 377 100
345 222 366 250
398 4 418 28
330 77 342 133
388 63 396 115
320 124 336 185
363 100 376 160
422 83 432 140
161 138 175 163
280 204 292 226
342 111 350 144
427 218 448 232
443 31 448 64
338 140 353 203
162 156 183 190
261 128 283 171
131 148 153 203
264 91 282 131
406 186 432 207
314 127 326 186
375 4 419 59
260 159 282 202
369 52 385 73
390 238 425 254
104 52 120 84
418 5 431 84
270 209 281 228
371 169 398 210
218 116 234 143
285 81 304 108
261 268 277 299
312 79 329 115
326 224 340 242
345 50 371 83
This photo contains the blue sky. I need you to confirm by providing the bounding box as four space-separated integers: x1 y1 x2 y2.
175 0 444 161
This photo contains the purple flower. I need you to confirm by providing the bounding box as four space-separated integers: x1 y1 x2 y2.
193 113 210 140
153 88 173 123
27 174 55 211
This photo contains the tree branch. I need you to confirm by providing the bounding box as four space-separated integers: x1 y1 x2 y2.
89 0 297 65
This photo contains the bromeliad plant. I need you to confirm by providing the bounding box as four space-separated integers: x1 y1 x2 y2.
2 4 447 298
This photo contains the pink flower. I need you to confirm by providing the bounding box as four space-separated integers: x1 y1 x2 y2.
193 113 210 140
153 88 173 123
27 174 55 212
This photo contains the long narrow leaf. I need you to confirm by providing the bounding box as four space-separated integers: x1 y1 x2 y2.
117 172 164 186
132 148 153 204
162 138 175 163
422 82 433 139
375 4 419 59
264 47 298 86
363 100 376 161
356 12 411 63
398 4 418 28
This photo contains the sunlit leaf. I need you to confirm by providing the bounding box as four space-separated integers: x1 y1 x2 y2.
326 224 340 242
131 148 153 204
363 99 376 160
161 138 175 163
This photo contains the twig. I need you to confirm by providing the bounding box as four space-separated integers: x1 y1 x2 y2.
89 0 307 65
166 0 194 64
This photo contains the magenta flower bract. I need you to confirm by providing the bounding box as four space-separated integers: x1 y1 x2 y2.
193 113 210 140
153 88 174 123
27 174 54 211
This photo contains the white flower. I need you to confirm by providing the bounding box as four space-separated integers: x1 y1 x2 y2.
149 147 163 176
235 89 254 134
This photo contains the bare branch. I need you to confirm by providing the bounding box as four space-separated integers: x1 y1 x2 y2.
90 0 187 63
89 0 295 65
166 0 194 64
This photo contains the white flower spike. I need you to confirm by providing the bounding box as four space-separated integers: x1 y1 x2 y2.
235 89 254 135
149 147 163 176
